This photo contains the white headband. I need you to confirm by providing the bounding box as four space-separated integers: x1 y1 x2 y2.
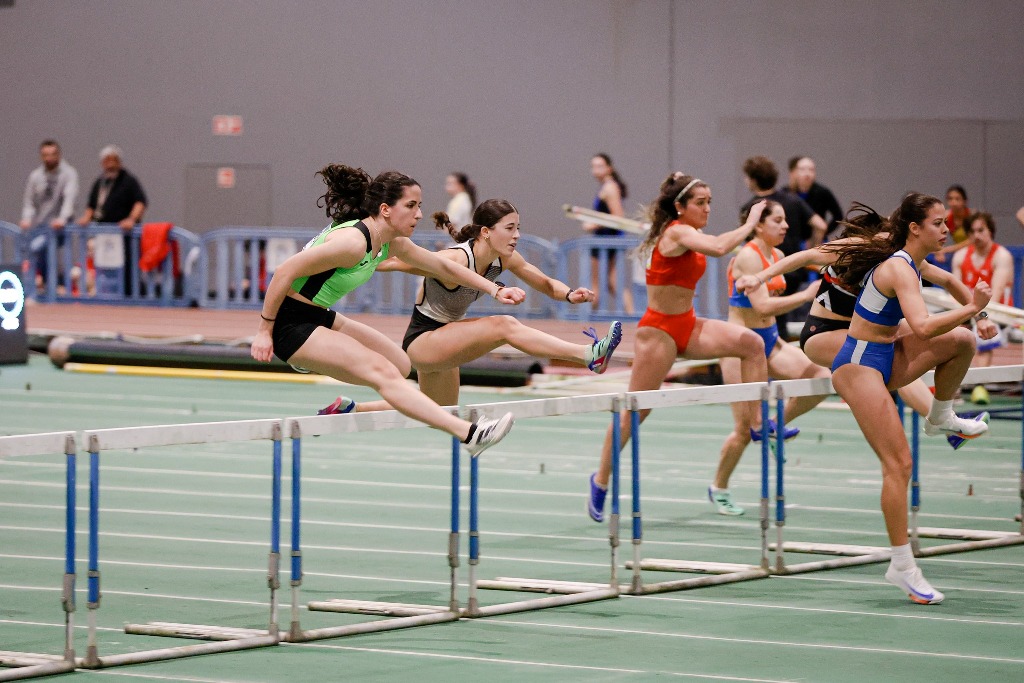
675 178 702 204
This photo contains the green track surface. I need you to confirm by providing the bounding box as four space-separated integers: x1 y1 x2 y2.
2 355 1022 682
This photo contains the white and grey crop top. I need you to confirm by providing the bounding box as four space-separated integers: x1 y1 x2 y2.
415 240 503 323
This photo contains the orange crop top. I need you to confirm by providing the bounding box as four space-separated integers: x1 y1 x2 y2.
646 222 706 289
726 242 786 307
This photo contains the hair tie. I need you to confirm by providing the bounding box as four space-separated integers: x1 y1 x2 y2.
675 178 702 204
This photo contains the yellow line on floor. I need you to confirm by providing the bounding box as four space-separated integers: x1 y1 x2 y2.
62 362 340 384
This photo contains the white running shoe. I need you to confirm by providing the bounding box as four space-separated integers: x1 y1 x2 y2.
464 412 515 457
923 411 989 440
885 564 944 605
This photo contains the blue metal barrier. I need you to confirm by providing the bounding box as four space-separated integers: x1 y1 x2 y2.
197 227 319 309
17 223 200 306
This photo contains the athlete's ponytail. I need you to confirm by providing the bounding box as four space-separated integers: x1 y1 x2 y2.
316 164 418 222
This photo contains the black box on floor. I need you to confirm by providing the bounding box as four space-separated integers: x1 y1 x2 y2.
0 264 28 365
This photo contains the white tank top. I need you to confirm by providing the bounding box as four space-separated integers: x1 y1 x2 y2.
415 240 503 323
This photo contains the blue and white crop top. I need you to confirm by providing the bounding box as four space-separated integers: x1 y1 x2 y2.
853 250 920 326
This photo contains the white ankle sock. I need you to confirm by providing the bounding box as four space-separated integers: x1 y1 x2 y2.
710 485 727 494
890 543 915 572
927 399 953 425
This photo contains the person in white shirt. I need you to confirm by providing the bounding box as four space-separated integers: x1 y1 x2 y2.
444 172 475 228
19 139 79 290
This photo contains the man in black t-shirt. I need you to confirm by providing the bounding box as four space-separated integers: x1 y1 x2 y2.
739 156 826 339
79 145 147 296
788 156 843 241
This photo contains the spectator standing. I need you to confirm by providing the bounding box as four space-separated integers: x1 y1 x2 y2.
787 155 843 241
951 211 1014 405
930 184 971 268
444 173 476 229
739 155 826 338
581 153 633 314
19 139 79 291
78 145 147 296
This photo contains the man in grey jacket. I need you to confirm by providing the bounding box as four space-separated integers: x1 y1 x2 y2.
19 139 79 290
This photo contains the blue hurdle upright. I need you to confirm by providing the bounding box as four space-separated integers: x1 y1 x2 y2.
81 420 283 668
280 410 460 641
0 432 78 682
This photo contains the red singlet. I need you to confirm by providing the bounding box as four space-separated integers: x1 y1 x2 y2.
645 221 706 289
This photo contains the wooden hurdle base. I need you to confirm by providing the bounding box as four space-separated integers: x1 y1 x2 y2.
80 632 279 669
621 559 769 594
287 601 459 641
766 542 892 574
466 579 619 617
912 527 1024 557
0 652 75 682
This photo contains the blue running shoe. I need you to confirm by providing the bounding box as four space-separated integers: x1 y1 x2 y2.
584 322 622 374
750 418 799 442
945 411 990 450
318 396 356 416
588 473 607 522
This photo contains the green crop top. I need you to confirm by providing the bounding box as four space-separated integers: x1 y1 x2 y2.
291 219 390 307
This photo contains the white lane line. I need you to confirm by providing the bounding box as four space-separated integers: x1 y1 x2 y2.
478 619 1024 665
1 486 1018 526
0 584 268 608
4 552 1022 596
630 593 1024 627
7 582 1021 630
290 641 797 682
0 617 795 682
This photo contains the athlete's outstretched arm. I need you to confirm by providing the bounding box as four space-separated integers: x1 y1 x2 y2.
505 251 594 303
390 237 525 304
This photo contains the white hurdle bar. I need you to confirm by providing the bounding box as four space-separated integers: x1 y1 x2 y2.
768 365 1024 572
562 204 649 235
0 432 78 682
82 419 282 668
621 382 773 594
460 394 622 616
280 410 461 642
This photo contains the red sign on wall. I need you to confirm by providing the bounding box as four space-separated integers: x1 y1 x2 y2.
217 167 236 189
212 115 243 136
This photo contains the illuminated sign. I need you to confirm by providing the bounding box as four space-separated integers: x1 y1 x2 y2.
0 264 28 365
0 269 25 331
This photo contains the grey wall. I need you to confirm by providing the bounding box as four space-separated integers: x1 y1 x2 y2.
3 1 1023 242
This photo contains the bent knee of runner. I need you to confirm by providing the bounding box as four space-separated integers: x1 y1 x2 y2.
492 314 523 339
737 329 766 360
949 325 977 354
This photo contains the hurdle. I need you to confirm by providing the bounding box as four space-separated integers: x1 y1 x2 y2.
80 419 282 668
279 410 461 642
455 394 622 615
768 365 1024 570
562 204 649 236
911 364 1024 556
0 432 78 682
618 382 775 594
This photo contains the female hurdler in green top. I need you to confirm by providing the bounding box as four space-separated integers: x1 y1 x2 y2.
251 164 523 456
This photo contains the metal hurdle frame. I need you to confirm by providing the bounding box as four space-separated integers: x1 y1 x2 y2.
458 393 623 615
79 419 282 669
911 365 1024 556
0 432 78 682
619 382 774 593
279 410 461 642
768 365 1024 570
